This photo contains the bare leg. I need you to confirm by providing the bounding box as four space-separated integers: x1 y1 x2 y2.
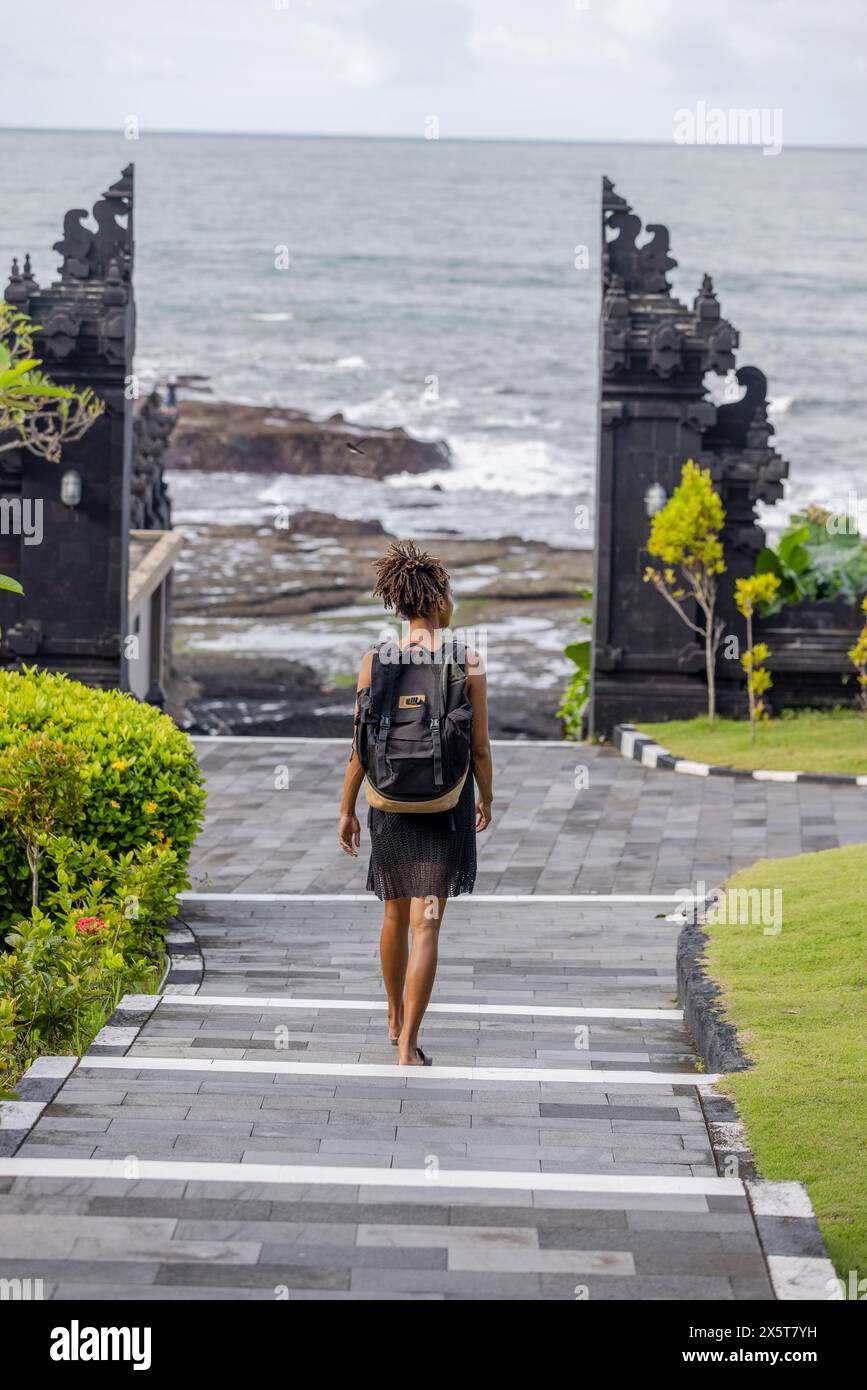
397 896 447 1065
380 897 410 1042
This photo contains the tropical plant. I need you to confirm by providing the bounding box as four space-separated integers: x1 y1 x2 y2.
848 597 867 714
0 303 103 463
0 736 86 907
735 573 781 740
643 460 727 722
558 587 592 741
755 508 867 613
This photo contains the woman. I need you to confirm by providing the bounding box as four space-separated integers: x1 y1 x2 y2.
338 540 493 1067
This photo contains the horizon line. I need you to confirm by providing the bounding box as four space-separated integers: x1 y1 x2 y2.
1 124 866 154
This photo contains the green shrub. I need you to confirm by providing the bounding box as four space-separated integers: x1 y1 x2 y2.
557 586 593 741
558 640 591 740
0 836 183 1083
0 735 87 907
0 668 205 924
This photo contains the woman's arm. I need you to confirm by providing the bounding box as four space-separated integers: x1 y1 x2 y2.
338 649 373 857
465 650 493 831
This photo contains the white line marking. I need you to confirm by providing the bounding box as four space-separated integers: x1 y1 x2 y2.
80 1055 716 1086
192 736 575 749
640 743 668 769
751 769 800 783
746 1179 815 1219
89 1025 140 1049
180 892 683 904
0 1155 743 1197
766 1254 839 1301
159 994 685 1022
18 1056 77 1080
0 1101 45 1130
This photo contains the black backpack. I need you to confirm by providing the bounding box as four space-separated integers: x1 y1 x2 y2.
355 640 473 813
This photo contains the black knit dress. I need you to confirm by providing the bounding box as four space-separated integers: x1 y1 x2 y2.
366 772 477 901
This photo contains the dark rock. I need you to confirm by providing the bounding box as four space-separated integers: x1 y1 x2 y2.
165 401 450 480
288 510 389 538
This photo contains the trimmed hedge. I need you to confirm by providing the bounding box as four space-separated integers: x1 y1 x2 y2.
0 668 205 923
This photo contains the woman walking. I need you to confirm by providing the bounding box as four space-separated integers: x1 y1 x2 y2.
338 541 493 1067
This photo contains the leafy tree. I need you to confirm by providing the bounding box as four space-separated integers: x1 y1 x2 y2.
643 460 727 722
735 573 781 740
1 302 102 619
0 303 103 463
0 736 86 907
848 597 867 714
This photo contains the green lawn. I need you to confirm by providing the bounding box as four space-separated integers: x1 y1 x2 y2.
704 844 867 1277
639 708 867 775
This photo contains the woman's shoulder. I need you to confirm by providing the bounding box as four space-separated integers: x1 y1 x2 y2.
357 647 375 690
458 644 486 679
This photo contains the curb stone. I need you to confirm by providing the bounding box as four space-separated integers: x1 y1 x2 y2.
612 722 867 787
0 918 203 1155
0 1056 77 1156
676 913 751 1074
685 936 839 1302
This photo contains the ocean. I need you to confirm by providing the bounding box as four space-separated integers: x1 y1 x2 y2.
3 130 866 548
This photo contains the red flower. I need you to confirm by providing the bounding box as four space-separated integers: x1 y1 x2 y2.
75 916 107 935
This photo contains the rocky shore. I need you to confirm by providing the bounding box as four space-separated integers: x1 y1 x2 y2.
162 396 589 741
166 401 450 480
168 508 591 740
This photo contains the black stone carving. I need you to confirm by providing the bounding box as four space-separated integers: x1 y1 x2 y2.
1 167 138 689
591 178 781 733
51 164 133 285
131 391 175 530
590 178 860 733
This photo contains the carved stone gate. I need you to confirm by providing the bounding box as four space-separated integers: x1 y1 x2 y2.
590 177 861 736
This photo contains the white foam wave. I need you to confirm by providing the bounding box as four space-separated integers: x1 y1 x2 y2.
297 355 369 374
250 312 293 322
387 436 578 498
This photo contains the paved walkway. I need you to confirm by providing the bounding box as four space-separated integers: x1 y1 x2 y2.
1 738 863 1300
189 736 867 894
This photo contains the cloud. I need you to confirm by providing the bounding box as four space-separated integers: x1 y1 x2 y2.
468 26 551 60
303 21 385 88
606 0 673 41
362 0 475 83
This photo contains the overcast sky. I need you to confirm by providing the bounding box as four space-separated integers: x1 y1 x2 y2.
3 0 866 145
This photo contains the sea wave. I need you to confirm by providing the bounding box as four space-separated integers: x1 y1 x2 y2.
296 355 369 374
387 436 579 498
250 312 294 322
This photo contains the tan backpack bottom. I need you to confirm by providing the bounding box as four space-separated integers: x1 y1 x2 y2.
363 770 468 814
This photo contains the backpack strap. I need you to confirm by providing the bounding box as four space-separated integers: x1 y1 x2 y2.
430 639 460 788
430 671 444 789
370 644 400 783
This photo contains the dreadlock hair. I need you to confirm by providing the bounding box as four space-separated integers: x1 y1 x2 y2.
372 540 451 620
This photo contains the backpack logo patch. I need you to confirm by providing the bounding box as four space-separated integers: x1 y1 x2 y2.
398 694 426 708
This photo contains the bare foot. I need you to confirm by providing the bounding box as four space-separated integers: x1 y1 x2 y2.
387 1008 404 1044
396 1042 426 1066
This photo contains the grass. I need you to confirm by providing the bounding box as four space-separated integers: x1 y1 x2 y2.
704 844 867 1278
639 708 867 775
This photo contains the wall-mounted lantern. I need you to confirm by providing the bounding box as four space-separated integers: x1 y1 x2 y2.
644 481 667 518
60 469 83 507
